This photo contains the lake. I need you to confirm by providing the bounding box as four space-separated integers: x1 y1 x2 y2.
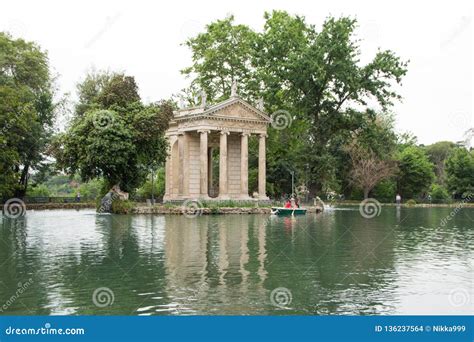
0 206 472 315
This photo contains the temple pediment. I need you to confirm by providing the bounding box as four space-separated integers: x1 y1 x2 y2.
174 97 271 124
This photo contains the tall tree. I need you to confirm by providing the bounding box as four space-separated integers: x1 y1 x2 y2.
256 12 408 195
397 146 435 199
0 32 56 197
56 72 172 194
425 141 457 184
445 148 474 198
346 142 397 199
181 15 259 103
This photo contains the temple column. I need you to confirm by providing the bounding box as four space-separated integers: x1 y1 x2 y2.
208 147 213 196
240 132 250 199
199 130 210 198
258 133 268 200
219 130 230 199
178 133 185 196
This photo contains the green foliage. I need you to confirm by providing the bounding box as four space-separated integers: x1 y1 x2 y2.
445 148 474 198
406 199 417 206
181 15 259 103
425 141 457 184
26 184 50 197
56 71 173 193
77 178 104 199
0 32 56 197
136 168 166 198
429 183 450 203
111 200 133 214
372 179 397 201
397 146 435 199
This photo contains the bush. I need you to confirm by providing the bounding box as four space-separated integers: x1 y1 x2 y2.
111 200 133 214
77 178 104 200
406 199 416 206
372 179 397 202
27 184 50 197
136 168 165 199
429 184 450 203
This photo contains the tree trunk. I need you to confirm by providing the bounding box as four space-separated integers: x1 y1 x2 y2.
363 188 370 199
15 164 30 197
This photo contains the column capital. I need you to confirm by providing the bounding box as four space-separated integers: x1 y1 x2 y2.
220 130 230 135
259 133 268 138
197 129 211 135
241 131 252 137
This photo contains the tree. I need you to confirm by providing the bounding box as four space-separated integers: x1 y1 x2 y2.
181 15 259 103
0 32 56 197
256 12 408 195
445 148 474 198
397 146 435 199
425 141 457 184
56 72 173 194
346 142 397 199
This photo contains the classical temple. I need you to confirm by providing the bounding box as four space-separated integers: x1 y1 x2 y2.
163 85 271 202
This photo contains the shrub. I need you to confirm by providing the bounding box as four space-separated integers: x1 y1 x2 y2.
429 184 450 203
111 200 133 214
406 199 416 206
27 184 50 197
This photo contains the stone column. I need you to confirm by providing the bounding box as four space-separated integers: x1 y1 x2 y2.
219 130 230 199
182 133 189 197
208 147 213 196
198 130 210 198
240 132 250 199
178 133 185 196
258 133 268 200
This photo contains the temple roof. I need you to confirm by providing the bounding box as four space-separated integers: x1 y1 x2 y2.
173 96 271 123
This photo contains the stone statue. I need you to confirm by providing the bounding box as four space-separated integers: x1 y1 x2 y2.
201 90 207 108
231 80 238 97
257 97 264 111
179 97 186 109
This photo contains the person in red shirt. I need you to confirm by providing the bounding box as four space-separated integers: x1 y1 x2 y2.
284 200 292 208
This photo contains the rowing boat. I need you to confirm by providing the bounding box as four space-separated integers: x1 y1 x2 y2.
271 207 307 216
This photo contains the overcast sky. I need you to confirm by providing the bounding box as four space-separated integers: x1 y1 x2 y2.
1 0 472 145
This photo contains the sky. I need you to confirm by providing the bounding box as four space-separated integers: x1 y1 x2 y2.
1 0 473 145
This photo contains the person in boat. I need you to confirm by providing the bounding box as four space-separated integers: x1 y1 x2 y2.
295 197 300 208
284 199 292 208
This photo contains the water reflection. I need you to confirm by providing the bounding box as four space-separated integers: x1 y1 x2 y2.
0 207 472 315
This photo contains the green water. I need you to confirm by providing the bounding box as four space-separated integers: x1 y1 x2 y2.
0 207 472 315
